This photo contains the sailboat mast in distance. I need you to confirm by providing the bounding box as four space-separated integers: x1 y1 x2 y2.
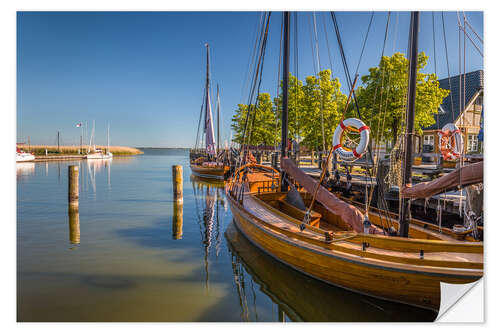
281 11 290 192
399 11 420 238
107 123 110 153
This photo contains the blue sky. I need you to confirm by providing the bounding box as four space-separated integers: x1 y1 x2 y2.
17 11 483 148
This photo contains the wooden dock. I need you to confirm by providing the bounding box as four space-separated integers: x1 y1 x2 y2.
34 155 85 162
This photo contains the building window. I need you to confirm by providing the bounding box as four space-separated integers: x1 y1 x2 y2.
423 134 434 148
468 134 478 152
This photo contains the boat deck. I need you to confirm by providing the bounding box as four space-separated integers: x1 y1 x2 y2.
241 193 482 267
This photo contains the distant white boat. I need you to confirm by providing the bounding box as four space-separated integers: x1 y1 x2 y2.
16 147 35 162
85 121 113 160
86 147 113 160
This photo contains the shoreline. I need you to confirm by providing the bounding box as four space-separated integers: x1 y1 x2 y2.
17 144 144 157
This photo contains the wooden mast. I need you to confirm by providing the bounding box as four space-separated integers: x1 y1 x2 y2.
399 11 420 237
280 11 290 192
216 84 220 160
204 43 210 154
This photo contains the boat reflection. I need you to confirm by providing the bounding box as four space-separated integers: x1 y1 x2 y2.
191 175 225 290
225 222 437 322
16 162 35 180
85 158 112 193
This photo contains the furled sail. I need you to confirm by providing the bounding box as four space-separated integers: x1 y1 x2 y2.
204 43 216 157
205 91 216 156
281 158 383 234
400 161 483 199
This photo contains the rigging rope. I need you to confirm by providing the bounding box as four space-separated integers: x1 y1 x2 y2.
441 11 455 120
366 12 391 216
294 12 300 143
432 12 440 163
274 13 283 152
330 11 394 230
312 12 326 152
194 88 206 150
322 12 334 75
240 12 265 104
459 12 466 218
354 11 374 76
238 12 272 171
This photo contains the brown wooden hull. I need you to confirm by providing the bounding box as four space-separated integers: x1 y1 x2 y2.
190 164 229 180
225 222 437 321
227 193 481 312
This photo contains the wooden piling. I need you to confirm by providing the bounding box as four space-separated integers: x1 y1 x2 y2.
172 165 183 203
172 201 183 240
68 166 79 207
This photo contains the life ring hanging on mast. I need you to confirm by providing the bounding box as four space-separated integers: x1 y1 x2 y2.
332 118 370 162
438 123 463 160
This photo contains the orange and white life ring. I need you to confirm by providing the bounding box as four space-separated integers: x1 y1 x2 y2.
332 118 370 162
438 123 463 161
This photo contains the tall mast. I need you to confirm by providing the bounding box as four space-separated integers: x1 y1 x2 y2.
204 43 216 157
280 11 290 192
88 120 95 153
216 84 220 158
399 11 420 237
107 123 110 152
205 43 210 132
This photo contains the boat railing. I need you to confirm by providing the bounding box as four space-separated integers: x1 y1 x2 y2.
257 180 280 194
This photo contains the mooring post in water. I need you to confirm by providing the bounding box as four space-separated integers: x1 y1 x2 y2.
68 165 79 207
172 201 183 240
172 165 183 203
68 165 80 244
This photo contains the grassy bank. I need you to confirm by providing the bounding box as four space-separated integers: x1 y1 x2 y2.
18 144 143 156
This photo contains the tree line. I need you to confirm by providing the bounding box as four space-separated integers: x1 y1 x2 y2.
231 52 449 151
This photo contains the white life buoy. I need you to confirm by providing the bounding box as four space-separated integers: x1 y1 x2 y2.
332 118 370 162
438 123 463 161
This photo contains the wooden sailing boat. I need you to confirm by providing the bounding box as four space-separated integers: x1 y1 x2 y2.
189 44 230 180
225 12 483 312
225 222 437 321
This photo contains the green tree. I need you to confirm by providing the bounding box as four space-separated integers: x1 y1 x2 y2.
273 73 305 145
231 70 348 151
356 52 449 146
300 69 347 150
231 93 276 146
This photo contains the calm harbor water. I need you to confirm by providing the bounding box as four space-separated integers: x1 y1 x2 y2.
17 148 437 322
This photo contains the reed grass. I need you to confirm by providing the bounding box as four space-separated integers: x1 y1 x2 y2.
18 144 143 156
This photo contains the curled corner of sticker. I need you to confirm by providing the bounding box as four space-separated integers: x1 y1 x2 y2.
436 278 484 322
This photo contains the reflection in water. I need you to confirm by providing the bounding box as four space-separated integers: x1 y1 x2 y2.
225 222 437 322
191 176 225 292
172 201 183 240
86 159 112 194
68 206 80 245
16 162 35 180
17 150 438 322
